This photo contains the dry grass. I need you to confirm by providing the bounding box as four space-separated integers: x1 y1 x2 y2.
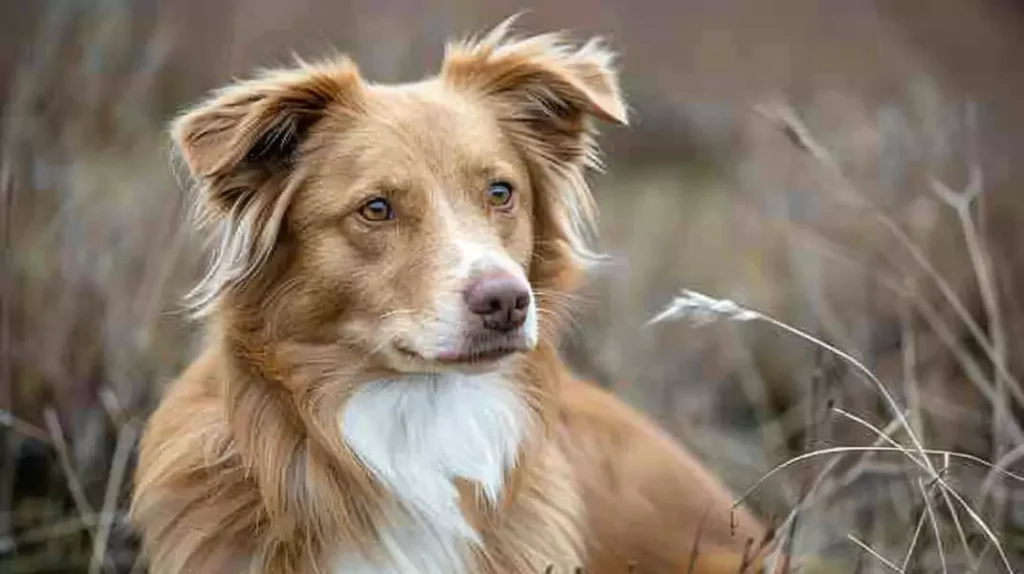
2 2 1023 573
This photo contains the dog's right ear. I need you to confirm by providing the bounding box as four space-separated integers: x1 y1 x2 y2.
172 57 364 212
172 58 363 315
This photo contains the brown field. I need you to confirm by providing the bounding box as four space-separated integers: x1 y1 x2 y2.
3 1 1024 572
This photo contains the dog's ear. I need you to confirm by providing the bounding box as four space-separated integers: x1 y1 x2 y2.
441 20 628 314
171 58 363 314
441 19 627 167
173 57 363 211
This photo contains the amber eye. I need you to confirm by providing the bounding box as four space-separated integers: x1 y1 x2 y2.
487 181 514 207
358 198 394 222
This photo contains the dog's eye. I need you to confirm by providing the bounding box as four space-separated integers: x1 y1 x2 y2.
487 181 514 207
358 198 394 222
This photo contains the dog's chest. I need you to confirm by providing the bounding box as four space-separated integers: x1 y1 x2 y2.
329 517 470 574
333 373 530 573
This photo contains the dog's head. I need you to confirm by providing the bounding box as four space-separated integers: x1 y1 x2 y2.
174 20 626 374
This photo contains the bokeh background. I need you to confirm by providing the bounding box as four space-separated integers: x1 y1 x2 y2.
3 1 1024 572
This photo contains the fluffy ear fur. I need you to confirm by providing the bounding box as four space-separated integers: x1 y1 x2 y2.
172 58 363 315
441 17 627 168
441 18 628 309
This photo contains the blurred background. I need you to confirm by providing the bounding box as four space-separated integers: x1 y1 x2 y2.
3 1 1024 572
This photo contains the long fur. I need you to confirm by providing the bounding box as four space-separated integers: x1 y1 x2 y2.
131 18 770 574
336 373 531 573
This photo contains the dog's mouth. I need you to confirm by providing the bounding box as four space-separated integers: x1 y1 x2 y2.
434 345 521 364
394 334 529 367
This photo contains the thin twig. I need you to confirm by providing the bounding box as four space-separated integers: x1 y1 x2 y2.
901 490 932 571
835 409 979 571
918 477 949 574
936 452 976 569
761 102 1024 414
734 446 1024 508
1 408 52 444
43 407 94 520
929 171 1011 444
764 413 905 568
0 158 14 544
898 302 924 445
756 314 930 466
650 289 932 474
929 152 1016 541
979 443 1024 505
652 288 1017 571
833 407 975 569
777 217 1024 444
99 387 126 430
848 535 904 573
88 419 140 574
43 407 121 573
0 512 129 554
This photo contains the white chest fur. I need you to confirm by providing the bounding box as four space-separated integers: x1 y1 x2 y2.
335 372 531 574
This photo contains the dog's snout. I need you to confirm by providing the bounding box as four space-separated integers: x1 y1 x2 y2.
464 274 531 332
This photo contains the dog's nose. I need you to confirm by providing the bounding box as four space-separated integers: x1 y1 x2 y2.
464 274 531 332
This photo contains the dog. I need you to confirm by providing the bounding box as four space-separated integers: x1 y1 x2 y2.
131 18 771 574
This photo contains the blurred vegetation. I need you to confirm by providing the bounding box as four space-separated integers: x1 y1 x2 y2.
3 1 1024 572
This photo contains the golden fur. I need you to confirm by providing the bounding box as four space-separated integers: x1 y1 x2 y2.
131 19 770 574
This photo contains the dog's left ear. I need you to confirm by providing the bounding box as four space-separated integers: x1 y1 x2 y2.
170 58 364 314
441 20 627 166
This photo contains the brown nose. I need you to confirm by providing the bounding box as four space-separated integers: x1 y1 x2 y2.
464 274 531 332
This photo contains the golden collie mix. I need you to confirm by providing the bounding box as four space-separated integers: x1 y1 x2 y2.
131 19 771 574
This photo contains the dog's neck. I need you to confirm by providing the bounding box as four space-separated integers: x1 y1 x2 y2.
216 325 565 572
335 369 534 573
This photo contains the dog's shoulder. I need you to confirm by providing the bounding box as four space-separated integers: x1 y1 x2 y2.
131 350 262 573
555 378 769 573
